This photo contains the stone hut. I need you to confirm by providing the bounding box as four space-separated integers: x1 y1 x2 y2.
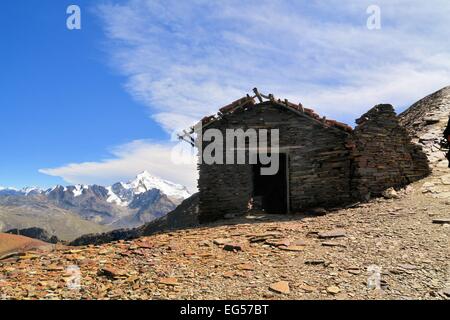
187 90 430 223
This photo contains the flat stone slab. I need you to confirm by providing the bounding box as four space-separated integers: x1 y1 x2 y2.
318 229 346 239
279 245 305 252
213 238 231 245
269 281 290 294
432 218 450 224
322 241 347 248
304 259 326 265
159 277 179 286
441 174 450 185
326 286 341 295
442 288 450 297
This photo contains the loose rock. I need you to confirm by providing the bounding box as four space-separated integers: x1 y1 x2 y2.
269 281 290 294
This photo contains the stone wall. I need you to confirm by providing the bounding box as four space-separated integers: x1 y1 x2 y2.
351 104 430 199
198 102 352 223
197 101 430 223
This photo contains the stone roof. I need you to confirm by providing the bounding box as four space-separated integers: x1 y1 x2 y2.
196 88 353 134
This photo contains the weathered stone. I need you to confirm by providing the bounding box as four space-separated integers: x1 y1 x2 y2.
423 117 440 124
327 286 341 295
432 218 450 224
398 264 418 270
441 174 450 185
159 277 179 286
382 188 399 199
249 232 282 243
45 265 64 272
322 242 346 248
223 243 243 252
237 263 254 271
299 284 316 292
98 267 128 280
318 229 346 239
419 133 436 142
265 239 291 247
348 270 361 275
442 288 450 297
269 281 290 294
198 240 210 247
213 238 231 246
137 241 154 249
223 271 235 278
305 259 326 265
279 245 305 252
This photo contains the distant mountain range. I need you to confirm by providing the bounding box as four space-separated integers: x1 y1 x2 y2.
0 171 191 241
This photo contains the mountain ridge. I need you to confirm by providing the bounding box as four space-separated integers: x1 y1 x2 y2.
0 171 191 203
0 172 192 240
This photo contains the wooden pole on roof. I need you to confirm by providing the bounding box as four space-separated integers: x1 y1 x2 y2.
253 88 263 103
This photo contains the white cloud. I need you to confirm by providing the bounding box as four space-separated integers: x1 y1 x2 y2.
96 0 450 128
41 1 450 188
39 140 198 192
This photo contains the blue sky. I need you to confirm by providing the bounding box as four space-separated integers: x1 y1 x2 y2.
1 1 450 191
0 1 166 188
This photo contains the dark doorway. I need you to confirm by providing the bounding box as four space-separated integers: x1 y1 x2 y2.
252 153 288 214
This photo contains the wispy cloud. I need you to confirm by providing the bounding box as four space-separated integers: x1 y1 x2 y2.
97 0 450 127
41 0 450 188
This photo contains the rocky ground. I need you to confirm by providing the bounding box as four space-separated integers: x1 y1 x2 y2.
1 87 449 301
0 177 448 300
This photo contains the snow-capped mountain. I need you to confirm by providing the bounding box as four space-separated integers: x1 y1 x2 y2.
106 171 191 207
0 186 43 196
1 171 191 203
0 186 35 196
0 172 192 235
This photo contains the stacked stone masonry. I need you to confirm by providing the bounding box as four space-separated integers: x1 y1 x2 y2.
351 104 430 199
197 99 430 223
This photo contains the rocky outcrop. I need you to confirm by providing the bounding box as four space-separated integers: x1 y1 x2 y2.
6 227 59 244
138 192 199 235
399 86 450 167
399 86 450 199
